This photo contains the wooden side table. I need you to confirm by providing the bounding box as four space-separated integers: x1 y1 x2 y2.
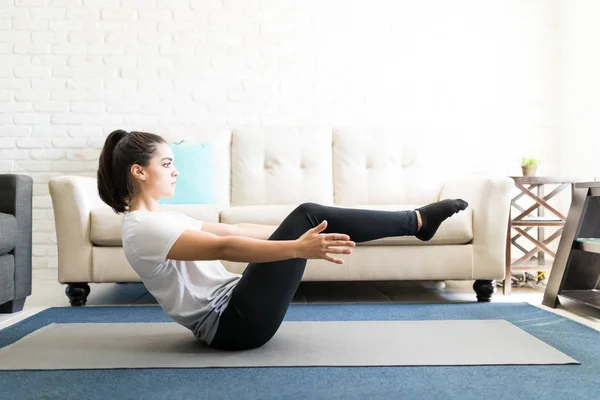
503 177 579 295
543 181 600 313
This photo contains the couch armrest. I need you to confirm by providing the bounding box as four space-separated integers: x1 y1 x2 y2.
0 174 33 300
48 175 105 283
440 176 514 280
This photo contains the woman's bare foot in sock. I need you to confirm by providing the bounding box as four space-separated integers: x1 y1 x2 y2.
415 199 468 241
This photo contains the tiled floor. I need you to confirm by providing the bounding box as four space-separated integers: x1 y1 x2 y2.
2 269 600 333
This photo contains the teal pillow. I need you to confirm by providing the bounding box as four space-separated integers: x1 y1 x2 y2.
159 141 215 205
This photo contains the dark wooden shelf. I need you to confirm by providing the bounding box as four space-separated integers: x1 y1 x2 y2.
574 181 600 189
559 290 600 309
543 185 600 315
574 238 600 255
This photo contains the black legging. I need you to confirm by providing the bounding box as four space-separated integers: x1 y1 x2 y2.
208 202 418 350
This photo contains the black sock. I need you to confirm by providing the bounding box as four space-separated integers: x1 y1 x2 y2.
415 199 469 241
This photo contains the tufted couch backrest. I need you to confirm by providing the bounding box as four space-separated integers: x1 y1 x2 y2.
230 127 334 206
332 127 444 205
228 127 445 207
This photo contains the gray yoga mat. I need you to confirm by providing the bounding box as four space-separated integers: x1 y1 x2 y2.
0 320 578 370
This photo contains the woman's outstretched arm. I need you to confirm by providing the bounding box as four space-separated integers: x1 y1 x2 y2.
167 224 353 264
234 223 278 240
200 221 278 239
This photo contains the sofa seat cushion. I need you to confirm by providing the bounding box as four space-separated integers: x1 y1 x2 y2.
0 212 17 255
220 204 473 245
89 205 223 246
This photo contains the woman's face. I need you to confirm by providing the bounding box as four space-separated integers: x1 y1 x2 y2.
131 142 179 199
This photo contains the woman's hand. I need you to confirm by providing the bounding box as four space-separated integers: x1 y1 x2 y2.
294 220 355 264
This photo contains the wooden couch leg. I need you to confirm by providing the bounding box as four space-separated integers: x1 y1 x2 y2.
66 283 90 306
473 280 495 302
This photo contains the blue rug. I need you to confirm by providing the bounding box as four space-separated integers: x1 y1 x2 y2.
0 302 598 400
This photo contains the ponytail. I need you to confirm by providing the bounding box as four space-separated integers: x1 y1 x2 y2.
97 129 166 214
98 130 130 213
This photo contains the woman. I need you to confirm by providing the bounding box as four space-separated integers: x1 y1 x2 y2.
97 129 468 351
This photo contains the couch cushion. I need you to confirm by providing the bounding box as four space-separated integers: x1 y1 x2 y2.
89 205 223 246
220 204 473 245
0 213 17 255
230 127 334 206
332 128 448 206
220 204 299 226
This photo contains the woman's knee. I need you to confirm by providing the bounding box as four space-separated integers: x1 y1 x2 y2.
293 202 321 217
284 202 322 228
274 202 323 239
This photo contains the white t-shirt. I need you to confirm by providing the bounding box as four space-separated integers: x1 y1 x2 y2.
121 210 241 344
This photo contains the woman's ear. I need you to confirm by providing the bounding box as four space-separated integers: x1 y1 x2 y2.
130 164 145 181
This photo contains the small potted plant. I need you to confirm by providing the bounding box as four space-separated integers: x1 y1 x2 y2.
521 156 540 176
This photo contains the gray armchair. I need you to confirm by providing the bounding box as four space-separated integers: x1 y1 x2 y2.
0 174 32 313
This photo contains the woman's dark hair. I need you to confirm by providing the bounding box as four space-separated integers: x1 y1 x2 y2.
97 129 166 214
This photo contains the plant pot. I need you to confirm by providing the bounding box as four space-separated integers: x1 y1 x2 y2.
522 166 537 176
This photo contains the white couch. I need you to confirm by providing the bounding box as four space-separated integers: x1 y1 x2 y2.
48 127 513 305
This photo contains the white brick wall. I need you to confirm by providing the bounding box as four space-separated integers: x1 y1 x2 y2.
558 0 600 178
1 0 560 270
